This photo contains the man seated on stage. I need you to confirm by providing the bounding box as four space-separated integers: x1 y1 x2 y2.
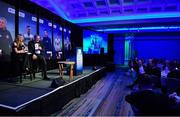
28 34 49 80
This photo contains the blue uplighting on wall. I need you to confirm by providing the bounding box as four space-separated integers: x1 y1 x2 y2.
97 26 180 32
71 12 180 24
133 35 180 60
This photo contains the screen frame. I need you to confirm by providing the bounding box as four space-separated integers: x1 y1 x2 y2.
83 29 108 55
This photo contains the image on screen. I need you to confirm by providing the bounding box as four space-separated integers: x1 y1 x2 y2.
53 24 63 59
83 30 108 54
76 47 83 75
19 10 37 46
0 1 15 61
64 28 71 59
39 18 52 59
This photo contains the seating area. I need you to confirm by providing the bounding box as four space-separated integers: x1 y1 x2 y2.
126 58 180 115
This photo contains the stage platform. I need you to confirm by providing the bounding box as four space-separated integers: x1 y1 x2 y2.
0 67 106 116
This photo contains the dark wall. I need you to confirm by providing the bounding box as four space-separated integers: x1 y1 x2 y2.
108 34 114 62
71 25 83 50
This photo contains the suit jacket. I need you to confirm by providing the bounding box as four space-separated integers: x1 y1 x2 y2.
168 70 180 79
137 65 147 75
125 90 174 115
146 66 161 78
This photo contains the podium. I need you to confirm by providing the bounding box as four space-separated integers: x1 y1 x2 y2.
75 47 83 75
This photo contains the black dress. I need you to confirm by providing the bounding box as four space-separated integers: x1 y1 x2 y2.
11 42 31 75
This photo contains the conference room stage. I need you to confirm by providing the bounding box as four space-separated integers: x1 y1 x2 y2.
0 67 106 116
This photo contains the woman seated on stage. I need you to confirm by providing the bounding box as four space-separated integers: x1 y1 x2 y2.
12 34 27 53
12 34 30 77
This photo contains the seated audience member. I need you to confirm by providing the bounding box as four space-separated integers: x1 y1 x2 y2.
147 59 161 77
177 61 180 69
128 59 137 79
125 90 180 115
161 65 170 78
161 64 170 93
146 58 153 72
169 60 178 71
128 59 134 72
167 69 180 79
147 59 161 87
157 59 164 71
133 57 139 72
141 59 146 66
11 34 30 82
127 59 148 89
169 92 180 103
28 34 49 80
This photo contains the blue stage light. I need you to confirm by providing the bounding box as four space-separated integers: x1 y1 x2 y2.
97 26 180 32
71 12 180 24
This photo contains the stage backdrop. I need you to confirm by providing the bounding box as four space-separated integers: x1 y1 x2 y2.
64 28 72 59
19 10 37 45
53 23 63 60
0 1 15 61
39 18 52 59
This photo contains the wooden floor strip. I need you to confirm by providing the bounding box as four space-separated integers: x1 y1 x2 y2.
56 69 134 116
